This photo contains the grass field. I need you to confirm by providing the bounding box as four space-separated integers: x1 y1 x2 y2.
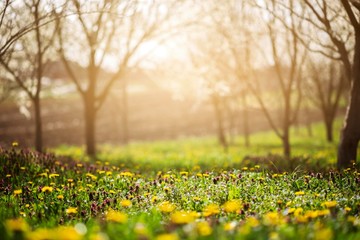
1 119 360 240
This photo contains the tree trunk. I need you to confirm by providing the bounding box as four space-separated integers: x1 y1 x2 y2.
121 79 129 145
282 129 291 159
212 96 228 151
338 33 360 168
324 113 334 142
242 94 250 147
33 97 43 153
84 96 97 157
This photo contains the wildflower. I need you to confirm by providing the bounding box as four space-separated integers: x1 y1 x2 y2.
106 171 112 176
170 211 196 224
12 142 19 147
38 173 48 177
263 212 285 226
223 200 242 213
5 218 29 232
56 226 82 240
86 173 97 181
66 207 78 215
156 233 179 240
41 186 53 193
295 191 305 196
20 167 26 170
6 174 11 178
106 209 127 223
109 190 116 194
180 171 188 176
294 208 303 217
49 173 59 178
120 199 132 208
14 189 22 196
76 163 83 168
158 201 175 213
67 179 74 183
345 207 352 212
151 196 158 203
223 221 237 231
57 195 64 200
323 201 337 208
203 204 220 217
314 227 333 240
242 167 248 171
246 217 260 227
120 172 133 177
197 221 212 236
317 209 330 216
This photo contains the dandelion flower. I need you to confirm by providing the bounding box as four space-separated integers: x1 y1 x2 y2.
41 186 53 193
323 201 337 208
170 211 196 224
156 233 179 240
13 189 22 196
66 207 78 215
120 199 132 208
106 209 127 223
295 191 305 196
197 221 212 236
203 204 220 217
5 218 29 232
223 200 242 213
158 201 175 213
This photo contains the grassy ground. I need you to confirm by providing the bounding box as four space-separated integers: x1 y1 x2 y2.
1 119 360 240
53 120 343 172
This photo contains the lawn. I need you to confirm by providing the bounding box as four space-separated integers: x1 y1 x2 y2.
1 119 359 240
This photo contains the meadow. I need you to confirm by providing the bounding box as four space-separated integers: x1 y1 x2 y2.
1 120 360 240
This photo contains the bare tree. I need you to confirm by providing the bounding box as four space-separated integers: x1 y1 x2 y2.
250 0 307 158
56 0 186 157
0 0 58 152
305 58 346 142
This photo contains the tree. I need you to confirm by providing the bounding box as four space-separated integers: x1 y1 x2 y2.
337 0 360 167
305 58 346 142
0 0 58 152
250 0 306 158
56 0 185 157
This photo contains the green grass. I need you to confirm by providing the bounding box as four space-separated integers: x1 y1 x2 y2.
1 118 359 240
52 119 344 172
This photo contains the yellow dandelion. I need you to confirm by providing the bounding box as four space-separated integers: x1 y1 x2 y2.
156 233 179 240
203 204 220 217
158 201 175 213
263 212 285 226
223 200 242 213
197 221 212 236
295 191 305 196
49 173 59 178
170 211 196 224
180 171 188 176
106 209 128 223
314 227 333 240
120 199 132 208
41 186 53 193
57 195 64 200
14 189 22 196
323 201 337 208
5 218 29 232
66 207 78 215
